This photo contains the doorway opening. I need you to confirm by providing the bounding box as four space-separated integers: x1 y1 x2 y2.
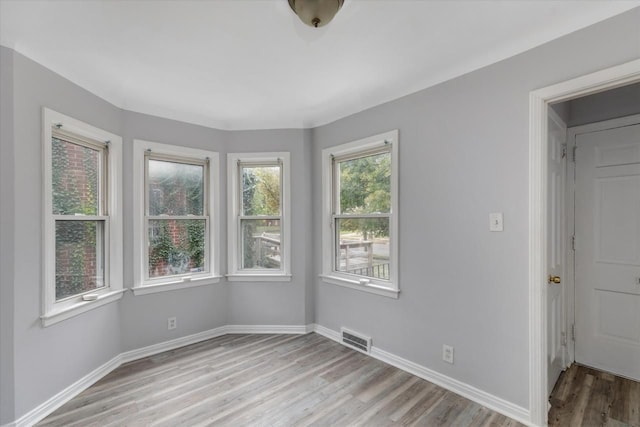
549 82 640 378
528 59 640 427
547 86 640 426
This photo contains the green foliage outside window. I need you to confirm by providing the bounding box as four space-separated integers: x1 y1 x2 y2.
242 166 280 216
52 137 102 299
241 166 281 269
148 219 205 277
338 151 391 239
52 137 99 215
146 159 206 277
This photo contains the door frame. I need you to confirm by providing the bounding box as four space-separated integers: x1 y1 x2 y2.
528 58 640 427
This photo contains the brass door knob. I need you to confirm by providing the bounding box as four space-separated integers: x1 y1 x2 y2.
548 275 561 284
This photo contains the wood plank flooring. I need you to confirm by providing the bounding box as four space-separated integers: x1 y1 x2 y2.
37 333 523 427
549 364 640 427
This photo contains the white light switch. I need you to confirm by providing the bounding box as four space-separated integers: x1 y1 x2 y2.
489 212 503 232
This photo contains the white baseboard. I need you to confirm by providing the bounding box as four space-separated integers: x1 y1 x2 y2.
9 355 122 427
120 326 228 363
314 324 532 426
370 346 532 426
313 323 341 342
8 324 313 427
225 324 311 335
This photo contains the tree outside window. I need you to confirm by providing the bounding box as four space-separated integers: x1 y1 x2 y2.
334 149 391 280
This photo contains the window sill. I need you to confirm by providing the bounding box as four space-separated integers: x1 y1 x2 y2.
132 276 222 296
41 289 125 327
320 274 399 299
226 274 292 282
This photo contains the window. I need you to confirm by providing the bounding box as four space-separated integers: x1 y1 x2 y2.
42 108 124 326
227 153 291 281
133 140 220 294
321 130 399 298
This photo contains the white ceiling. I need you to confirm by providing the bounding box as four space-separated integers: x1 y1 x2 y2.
1 1 638 130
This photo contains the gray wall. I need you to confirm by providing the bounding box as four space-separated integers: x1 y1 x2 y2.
1 46 16 425
550 101 570 123
8 49 124 419
312 8 640 409
551 81 640 128
224 129 312 326
119 111 230 351
303 129 315 325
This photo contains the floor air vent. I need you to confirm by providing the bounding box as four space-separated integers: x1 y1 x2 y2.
340 328 371 354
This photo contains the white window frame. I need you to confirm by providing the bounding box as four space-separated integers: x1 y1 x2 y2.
321 130 399 298
42 108 124 327
132 140 221 295
227 152 291 281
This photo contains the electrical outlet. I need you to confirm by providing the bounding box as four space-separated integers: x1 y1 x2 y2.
168 317 177 330
442 344 454 364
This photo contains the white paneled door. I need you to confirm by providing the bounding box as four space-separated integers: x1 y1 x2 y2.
575 122 640 381
547 109 567 395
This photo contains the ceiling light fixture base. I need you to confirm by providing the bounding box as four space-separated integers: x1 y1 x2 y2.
288 0 345 28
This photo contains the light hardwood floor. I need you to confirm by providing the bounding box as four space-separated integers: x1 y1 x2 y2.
38 333 524 426
549 364 640 427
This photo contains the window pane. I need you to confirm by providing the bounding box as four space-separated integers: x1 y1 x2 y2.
148 159 204 216
335 217 390 280
52 137 100 215
242 165 281 216
241 219 281 269
148 219 206 278
338 151 390 215
55 221 104 300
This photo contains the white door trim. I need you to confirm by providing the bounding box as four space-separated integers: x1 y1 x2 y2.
528 58 640 427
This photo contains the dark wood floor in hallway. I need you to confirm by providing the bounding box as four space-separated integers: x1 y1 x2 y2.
549 364 640 427
38 333 523 426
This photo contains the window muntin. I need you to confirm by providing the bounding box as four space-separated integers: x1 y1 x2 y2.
51 129 108 301
321 130 398 297
227 153 290 280
332 147 391 282
144 153 210 280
